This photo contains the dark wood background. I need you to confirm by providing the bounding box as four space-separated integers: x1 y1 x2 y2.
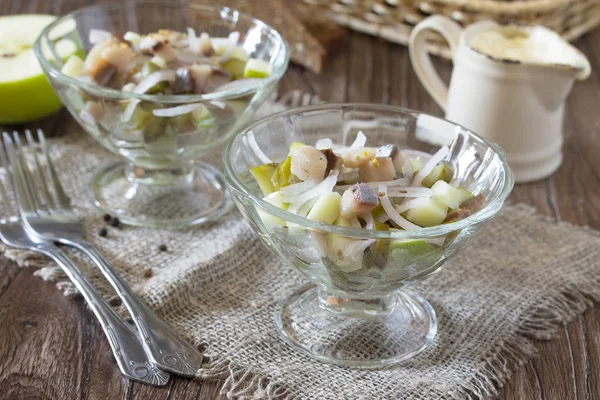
1 0 600 398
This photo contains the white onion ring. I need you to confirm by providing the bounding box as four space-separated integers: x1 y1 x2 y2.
215 78 262 93
152 103 203 117
133 70 176 94
120 99 141 122
394 197 430 214
378 185 421 230
315 138 333 150
412 145 449 187
349 131 366 150
285 171 338 213
280 180 317 196
342 239 375 259
361 212 374 230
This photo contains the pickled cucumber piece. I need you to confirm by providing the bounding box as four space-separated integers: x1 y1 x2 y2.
306 191 341 225
244 58 272 78
405 198 448 227
271 156 292 190
250 163 277 195
422 164 453 188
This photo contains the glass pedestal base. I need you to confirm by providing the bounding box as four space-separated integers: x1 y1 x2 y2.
274 285 437 368
90 161 232 228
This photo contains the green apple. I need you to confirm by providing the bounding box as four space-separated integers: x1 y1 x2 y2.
244 58 272 79
307 191 341 225
405 198 448 227
0 14 78 124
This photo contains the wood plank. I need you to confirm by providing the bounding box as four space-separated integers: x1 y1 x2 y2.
0 259 22 299
502 361 543 400
0 266 83 399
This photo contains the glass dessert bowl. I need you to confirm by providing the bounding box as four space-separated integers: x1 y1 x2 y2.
224 104 513 367
34 1 289 227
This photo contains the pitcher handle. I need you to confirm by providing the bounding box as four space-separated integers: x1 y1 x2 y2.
409 16 462 112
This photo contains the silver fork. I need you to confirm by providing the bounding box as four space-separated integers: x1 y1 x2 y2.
3 130 204 377
0 147 170 386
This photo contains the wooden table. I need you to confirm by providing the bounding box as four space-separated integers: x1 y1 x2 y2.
1 1 600 399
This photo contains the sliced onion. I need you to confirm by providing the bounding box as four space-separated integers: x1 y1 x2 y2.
349 131 366 149
394 197 430 214
120 99 141 122
247 131 272 164
187 27 201 54
342 239 375 259
297 197 318 218
285 171 338 213
378 185 421 230
315 138 333 150
294 247 322 263
280 179 317 196
360 212 374 230
89 29 112 44
152 103 203 117
79 110 96 125
133 70 176 94
412 145 449 187
215 78 262 93
387 187 435 197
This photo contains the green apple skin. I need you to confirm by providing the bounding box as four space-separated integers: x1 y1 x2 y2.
0 74 63 124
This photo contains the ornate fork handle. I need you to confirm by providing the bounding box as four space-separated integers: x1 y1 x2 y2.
40 244 170 386
69 239 204 376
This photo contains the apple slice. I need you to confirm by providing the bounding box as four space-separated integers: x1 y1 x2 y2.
244 58 272 79
0 14 79 124
405 198 448 227
307 191 341 225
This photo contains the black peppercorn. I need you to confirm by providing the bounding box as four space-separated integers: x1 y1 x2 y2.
109 217 120 227
99 228 108 237
158 244 167 252
103 214 111 222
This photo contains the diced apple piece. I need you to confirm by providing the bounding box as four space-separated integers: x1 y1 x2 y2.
61 55 84 78
327 217 363 272
307 191 341 225
191 105 216 129
431 180 468 210
222 46 248 79
405 198 448 227
250 163 277 195
456 187 475 205
244 58 272 78
422 164 453 188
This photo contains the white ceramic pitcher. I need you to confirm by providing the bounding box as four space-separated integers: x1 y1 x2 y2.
409 16 591 183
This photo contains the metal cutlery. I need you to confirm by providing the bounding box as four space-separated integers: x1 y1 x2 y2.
3 129 204 377
0 148 170 386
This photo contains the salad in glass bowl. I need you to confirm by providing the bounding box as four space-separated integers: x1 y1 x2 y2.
34 1 289 227
224 104 514 367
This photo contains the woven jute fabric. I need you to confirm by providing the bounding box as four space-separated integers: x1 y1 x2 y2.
6 102 600 399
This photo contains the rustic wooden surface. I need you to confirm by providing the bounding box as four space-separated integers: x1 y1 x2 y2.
1 0 600 399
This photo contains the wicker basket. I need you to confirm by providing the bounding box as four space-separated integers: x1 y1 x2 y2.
302 0 600 58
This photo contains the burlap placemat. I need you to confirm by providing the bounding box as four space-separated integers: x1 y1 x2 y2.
5 102 600 399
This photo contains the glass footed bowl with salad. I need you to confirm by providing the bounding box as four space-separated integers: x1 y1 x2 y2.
224 104 514 367
33 1 289 227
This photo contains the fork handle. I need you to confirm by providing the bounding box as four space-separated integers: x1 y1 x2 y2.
40 244 170 386
73 240 204 377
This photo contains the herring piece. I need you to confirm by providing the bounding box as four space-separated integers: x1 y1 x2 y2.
342 147 377 168
444 193 485 223
376 144 406 171
358 157 396 182
290 145 327 182
173 67 196 94
340 183 379 218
